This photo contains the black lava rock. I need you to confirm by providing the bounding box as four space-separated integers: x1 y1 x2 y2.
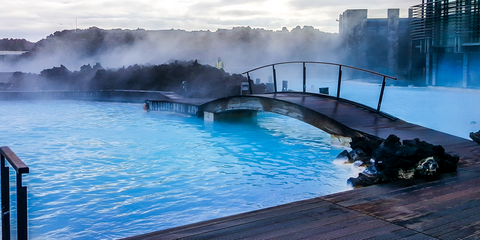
343 134 460 187
350 136 382 156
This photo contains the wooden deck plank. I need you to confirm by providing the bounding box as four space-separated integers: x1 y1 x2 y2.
320 178 429 203
423 213 480 237
356 228 421 240
332 224 407 240
462 232 480 240
263 216 380 240
236 211 363 240
382 191 480 224
123 198 332 239
276 218 390 240
323 160 480 206
180 204 350 240
399 233 439 240
404 202 480 232
331 176 460 208
329 174 459 207
346 176 480 215
397 199 480 228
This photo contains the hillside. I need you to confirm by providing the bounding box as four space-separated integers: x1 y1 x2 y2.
1 26 340 74
0 38 34 51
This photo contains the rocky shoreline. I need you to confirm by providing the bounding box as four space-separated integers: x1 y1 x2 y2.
335 134 460 187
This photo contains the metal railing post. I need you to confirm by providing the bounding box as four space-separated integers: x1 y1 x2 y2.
0 147 30 240
247 72 253 94
17 172 28 240
337 65 343 98
377 76 387 112
272 65 277 93
1 155 11 240
303 62 306 93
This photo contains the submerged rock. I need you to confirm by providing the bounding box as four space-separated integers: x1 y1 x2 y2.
333 148 370 165
333 150 351 164
350 148 369 164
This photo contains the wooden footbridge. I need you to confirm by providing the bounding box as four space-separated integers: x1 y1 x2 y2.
125 62 480 239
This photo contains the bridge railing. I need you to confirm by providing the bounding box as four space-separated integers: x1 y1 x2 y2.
1 146 29 240
242 61 397 112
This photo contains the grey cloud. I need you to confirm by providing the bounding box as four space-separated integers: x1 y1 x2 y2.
217 10 269 17
187 0 259 16
187 2 218 15
1 0 421 41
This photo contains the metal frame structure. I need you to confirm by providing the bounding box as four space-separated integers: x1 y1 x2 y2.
242 61 397 112
1 146 29 240
410 0 480 49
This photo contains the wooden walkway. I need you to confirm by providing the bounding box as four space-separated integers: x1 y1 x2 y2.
126 93 480 239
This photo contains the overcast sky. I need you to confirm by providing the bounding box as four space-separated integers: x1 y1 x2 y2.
2 0 421 42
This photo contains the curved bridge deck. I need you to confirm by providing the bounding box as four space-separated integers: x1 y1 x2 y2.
127 93 480 239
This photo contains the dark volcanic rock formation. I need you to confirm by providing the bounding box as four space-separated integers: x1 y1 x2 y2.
5 61 259 98
336 134 460 187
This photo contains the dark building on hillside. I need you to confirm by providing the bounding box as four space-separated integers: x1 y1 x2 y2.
339 1 480 88
339 9 411 78
410 0 480 87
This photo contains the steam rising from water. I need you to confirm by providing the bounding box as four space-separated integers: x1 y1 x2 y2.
0 27 341 75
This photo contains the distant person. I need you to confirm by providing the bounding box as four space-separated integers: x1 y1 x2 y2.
216 57 224 70
143 100 150 112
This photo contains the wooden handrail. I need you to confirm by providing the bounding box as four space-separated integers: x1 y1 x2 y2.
0 147 29 174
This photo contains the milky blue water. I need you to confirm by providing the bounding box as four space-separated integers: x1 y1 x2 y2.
0 100 351 239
